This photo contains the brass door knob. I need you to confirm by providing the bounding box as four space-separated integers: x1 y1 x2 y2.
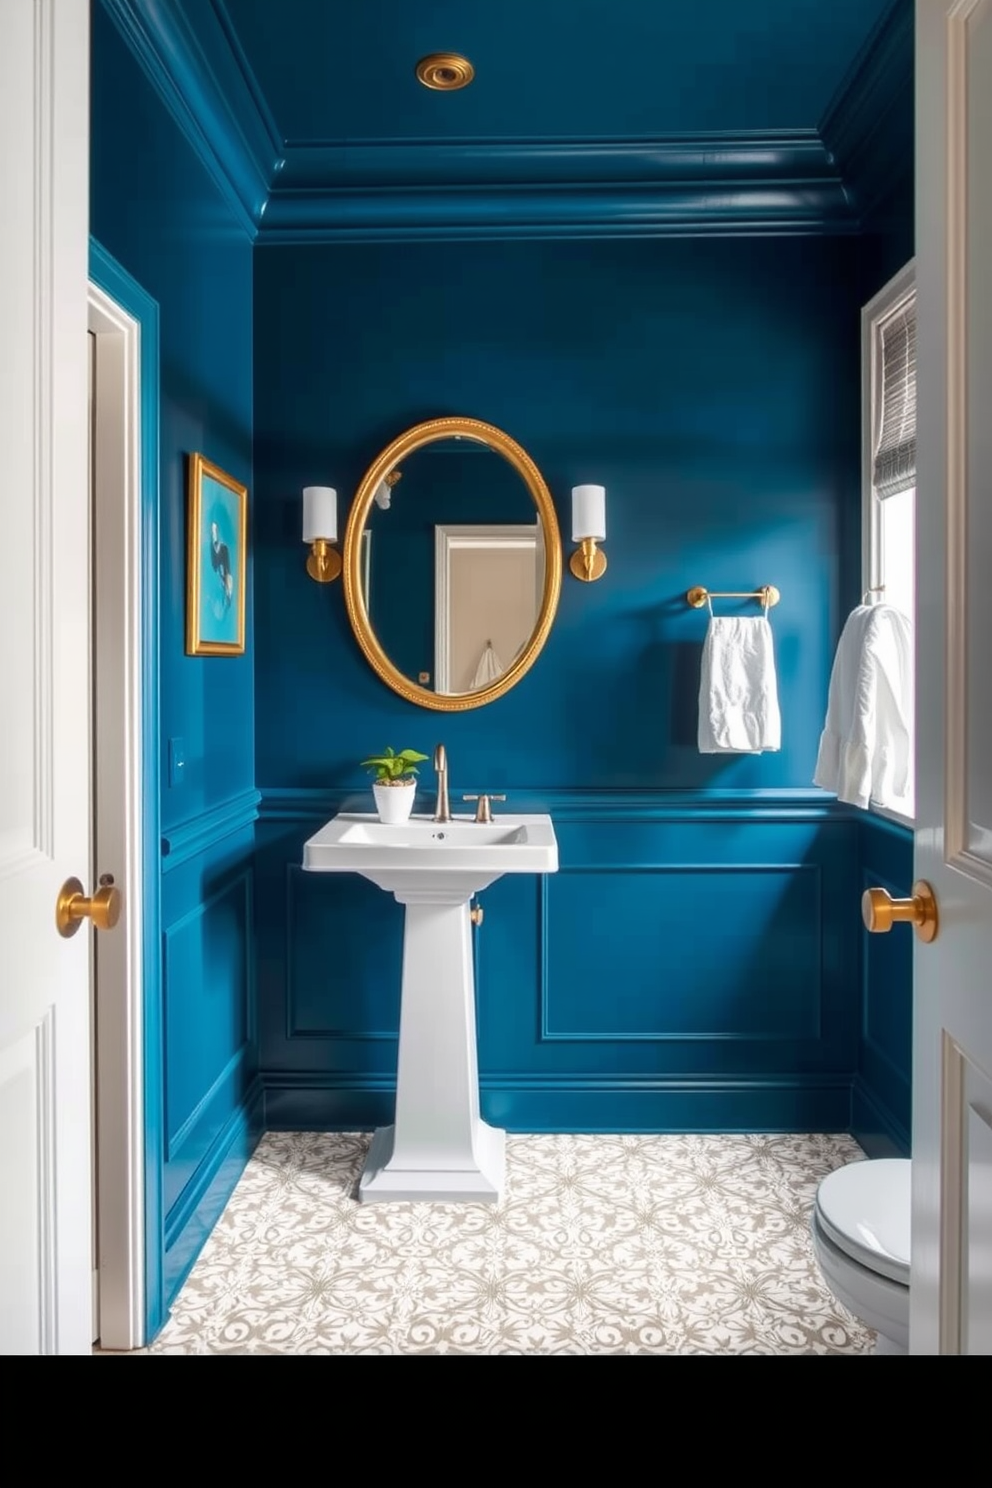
470 905 484 927
56 876 122 938
862 880 938 943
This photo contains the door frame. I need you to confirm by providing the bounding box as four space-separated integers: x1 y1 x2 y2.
88 240 163 1348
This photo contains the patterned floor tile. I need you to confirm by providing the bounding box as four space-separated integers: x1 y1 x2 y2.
145 1132 874 1356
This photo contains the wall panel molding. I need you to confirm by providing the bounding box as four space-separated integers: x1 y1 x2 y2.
854 816 913 1152
162 865 255 1175
284 863 401 1042
851 1075 910 1156
163 1075 263 1302
259 785 850 825
161 787 260 870
165 1044 253 1164
540 863 823 1043
262 1071 852 1135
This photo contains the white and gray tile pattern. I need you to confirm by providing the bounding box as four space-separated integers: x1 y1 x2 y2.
146 1131 873 1355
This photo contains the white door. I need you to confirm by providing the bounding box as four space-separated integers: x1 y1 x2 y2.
913 0 992 1354
0 1 94 1353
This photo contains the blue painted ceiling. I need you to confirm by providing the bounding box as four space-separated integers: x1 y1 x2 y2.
99 0 913 240
220 0 893 141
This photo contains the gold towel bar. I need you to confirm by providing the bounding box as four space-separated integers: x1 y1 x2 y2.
687 585 780 609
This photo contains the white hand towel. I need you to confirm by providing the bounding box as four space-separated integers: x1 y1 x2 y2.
814 603 913 810
698 616 781 754
470 640 504 689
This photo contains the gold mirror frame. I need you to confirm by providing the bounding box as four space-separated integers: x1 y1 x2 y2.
343 417 562 711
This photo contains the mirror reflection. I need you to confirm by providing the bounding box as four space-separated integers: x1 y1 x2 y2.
360 438 545 697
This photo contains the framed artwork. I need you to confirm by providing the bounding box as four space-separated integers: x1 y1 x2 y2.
186 452 247 656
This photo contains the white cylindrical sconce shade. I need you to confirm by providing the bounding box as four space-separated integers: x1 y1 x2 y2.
303 485 337 543
571 484 606 543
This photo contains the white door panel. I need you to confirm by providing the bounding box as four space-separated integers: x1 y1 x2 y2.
0 0 93 1354
914 0 992 1354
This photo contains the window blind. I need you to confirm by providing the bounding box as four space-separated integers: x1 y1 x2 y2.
873 298 917 499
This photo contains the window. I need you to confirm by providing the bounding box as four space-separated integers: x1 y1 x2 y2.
863 261 916 820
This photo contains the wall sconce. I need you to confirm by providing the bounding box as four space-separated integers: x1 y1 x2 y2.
303 485 340 583
570 484 607 581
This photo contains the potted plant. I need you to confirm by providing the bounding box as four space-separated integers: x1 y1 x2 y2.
360 746 429 825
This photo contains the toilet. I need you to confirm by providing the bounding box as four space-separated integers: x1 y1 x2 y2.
811 1158 911 1355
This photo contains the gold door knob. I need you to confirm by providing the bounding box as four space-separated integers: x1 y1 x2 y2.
862 880 938 943
470 905 484 927
56 876 122 938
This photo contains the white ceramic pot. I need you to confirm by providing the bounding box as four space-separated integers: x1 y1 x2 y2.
373 780 416 825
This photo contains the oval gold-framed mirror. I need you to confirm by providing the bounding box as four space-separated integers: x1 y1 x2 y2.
342 416 562 711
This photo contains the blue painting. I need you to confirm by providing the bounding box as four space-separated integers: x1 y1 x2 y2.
186 453 247 655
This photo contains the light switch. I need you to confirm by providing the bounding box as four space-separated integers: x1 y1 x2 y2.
169 736 186 788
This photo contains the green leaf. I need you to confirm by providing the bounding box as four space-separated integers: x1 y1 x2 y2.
359 745 426 781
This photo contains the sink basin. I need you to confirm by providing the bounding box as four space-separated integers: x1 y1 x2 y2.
303 812 558 896
302 809 558 1203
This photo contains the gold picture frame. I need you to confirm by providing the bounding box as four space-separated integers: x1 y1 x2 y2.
342 416 561 711
185 452 248 656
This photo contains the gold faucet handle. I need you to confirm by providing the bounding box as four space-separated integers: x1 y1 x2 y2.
462 794 506 823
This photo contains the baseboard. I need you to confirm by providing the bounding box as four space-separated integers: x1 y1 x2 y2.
160 1076 265 1315
851 1075 910 1157
262 1074 853 1135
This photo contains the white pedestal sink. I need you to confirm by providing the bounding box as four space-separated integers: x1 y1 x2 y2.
303 813 558 1203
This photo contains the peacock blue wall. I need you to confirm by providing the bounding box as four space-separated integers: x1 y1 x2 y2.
254 237 862 789
91 0 261 1323
252 235 874 1134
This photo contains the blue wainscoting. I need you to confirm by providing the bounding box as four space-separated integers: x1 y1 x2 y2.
159 796 262 1303
257 790 861 1135
853 814 914 1154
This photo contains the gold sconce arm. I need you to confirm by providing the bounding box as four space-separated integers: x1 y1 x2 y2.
306 539 342 584
569 537 607 583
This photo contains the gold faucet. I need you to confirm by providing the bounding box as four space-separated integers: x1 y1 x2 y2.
433 743 452 823
462 794 506 823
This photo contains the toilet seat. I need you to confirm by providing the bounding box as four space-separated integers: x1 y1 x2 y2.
814 1158 911 1285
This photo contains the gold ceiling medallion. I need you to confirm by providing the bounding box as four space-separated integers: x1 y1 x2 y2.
416 53 475 90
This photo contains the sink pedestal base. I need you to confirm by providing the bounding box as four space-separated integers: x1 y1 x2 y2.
359 1119 505 1203
358 894 505 1205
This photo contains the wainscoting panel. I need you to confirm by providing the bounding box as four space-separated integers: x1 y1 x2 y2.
257 792 860 1133
285 863 403 1040
158 814 260 1303
163 868 252 1175
854 816 913 1153
542 865 822 1042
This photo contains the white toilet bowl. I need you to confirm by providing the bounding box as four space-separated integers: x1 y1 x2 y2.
811 1157 910 1355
